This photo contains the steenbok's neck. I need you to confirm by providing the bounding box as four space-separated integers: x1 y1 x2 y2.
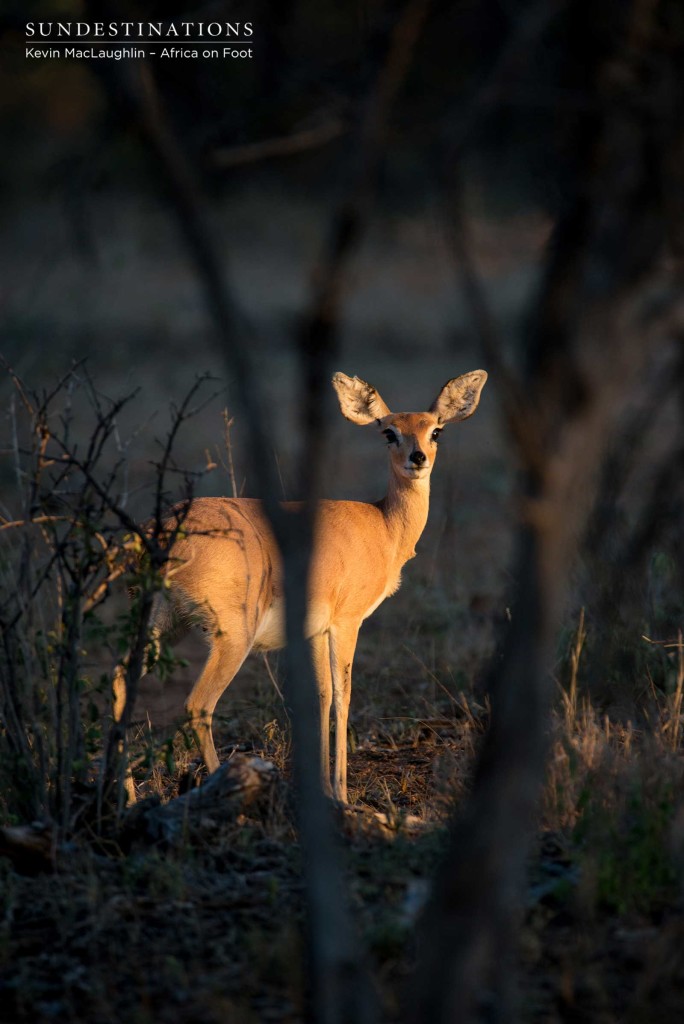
381 472 431 563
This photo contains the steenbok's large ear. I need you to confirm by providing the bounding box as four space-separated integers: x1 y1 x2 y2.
430 370 488 425
332 372 392 425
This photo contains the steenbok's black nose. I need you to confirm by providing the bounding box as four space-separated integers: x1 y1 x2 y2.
409 450 427 466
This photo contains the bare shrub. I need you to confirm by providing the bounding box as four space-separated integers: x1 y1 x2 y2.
0 364 215 830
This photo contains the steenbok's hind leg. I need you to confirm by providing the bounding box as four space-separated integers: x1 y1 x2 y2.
186 634 251 773
112 622 163 724
112 626 163 803
112 662 128 725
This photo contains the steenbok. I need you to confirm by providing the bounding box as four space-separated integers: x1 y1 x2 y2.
114 370 487 802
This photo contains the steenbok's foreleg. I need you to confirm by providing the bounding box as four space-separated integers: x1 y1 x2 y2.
329 621 360 804
185 634 251 773
310 632 333 796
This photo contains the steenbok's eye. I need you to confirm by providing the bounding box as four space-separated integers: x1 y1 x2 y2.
383 429 399 446
431 429 442 444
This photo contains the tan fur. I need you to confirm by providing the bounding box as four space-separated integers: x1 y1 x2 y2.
114 370 487 803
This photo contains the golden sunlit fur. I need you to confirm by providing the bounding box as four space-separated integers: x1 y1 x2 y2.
114 370 487 802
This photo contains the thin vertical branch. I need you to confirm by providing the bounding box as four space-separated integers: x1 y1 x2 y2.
83 1 429 1019
222 410 238 499
409 1 684 1019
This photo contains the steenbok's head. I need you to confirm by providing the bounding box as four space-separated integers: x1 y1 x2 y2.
332 371 488 481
